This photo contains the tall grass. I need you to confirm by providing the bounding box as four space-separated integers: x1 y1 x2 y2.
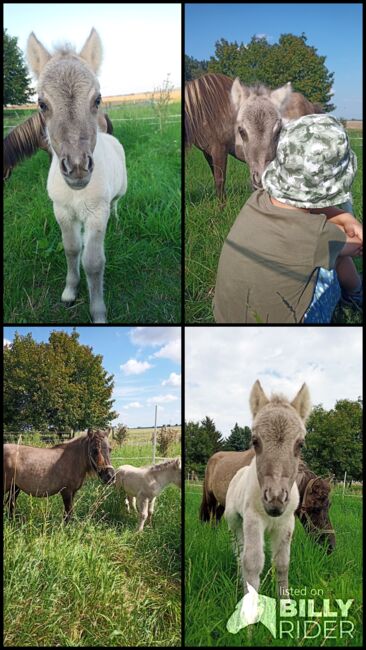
4 444 181 647
185 131 363 324
185 484 362 647
4 102 181 324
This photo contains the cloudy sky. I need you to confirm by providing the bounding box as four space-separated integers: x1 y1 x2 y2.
185 326 362 437
4 3 181 96
4 326 181 428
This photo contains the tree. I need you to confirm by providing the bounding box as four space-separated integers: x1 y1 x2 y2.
157 425 178 457
185 417 224 475
304 398 362 480
3 330 118 434
224 423 252 451
4 29 34 105
185 54 209 81
207 32 334 111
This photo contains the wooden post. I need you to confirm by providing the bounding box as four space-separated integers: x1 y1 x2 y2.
152 405 157 464
343 471 347 498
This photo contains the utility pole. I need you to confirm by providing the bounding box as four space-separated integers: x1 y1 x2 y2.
152 404 157 464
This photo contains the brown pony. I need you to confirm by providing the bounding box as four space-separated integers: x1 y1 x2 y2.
3 429 115 522
200 448 335 553
185 72 323 199
4 111 113 181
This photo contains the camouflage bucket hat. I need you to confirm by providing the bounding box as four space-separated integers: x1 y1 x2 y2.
261 114 357 208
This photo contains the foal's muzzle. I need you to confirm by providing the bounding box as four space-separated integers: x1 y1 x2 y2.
60 153 94 189
262 487 289 517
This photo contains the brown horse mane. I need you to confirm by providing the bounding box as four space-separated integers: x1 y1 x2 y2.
185 73 235 148
51 429 107 449
4 112 50 171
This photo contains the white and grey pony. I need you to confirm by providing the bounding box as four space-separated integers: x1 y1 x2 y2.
26 28 127 323
225 380 311 598
115 458 181 531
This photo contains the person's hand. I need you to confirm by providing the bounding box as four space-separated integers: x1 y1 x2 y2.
344 219 363 243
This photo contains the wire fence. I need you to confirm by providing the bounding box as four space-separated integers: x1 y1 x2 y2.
3 113 181 131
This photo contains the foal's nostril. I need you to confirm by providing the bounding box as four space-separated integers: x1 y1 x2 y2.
86 155 94 173
61 157 72 175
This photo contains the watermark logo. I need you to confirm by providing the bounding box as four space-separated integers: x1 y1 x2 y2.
227 584 354 639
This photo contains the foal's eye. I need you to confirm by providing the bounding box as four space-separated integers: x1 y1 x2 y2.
38 100 48 112
238 126 247 140
95 95 102 108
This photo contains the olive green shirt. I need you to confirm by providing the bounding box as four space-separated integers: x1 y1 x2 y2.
213 190 346 324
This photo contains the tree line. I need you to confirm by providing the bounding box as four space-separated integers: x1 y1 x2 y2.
4 331 117 435
185 398 362 481
185 32 334 111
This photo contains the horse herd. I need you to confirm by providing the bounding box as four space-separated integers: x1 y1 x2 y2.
3 428 181 531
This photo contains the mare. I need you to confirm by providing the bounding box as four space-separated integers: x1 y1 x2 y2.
3 429 115 522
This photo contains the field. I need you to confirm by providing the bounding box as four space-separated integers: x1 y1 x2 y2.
185 483 362 647
3 101 181 323
3 440 181 647
185 130 363 324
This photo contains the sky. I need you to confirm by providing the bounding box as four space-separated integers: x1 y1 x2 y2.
3 326 181 428
185 3 362 118
4 3 181 96
185 326 362 437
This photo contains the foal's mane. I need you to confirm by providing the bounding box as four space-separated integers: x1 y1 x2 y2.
149 458 180 472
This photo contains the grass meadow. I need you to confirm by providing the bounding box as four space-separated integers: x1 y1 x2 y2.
4 435 182 647
4 102 181 323
185 130 363 324
185 483 362 647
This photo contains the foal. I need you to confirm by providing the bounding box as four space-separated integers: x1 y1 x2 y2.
115 458 181 531
26 29 127 322
224 380 311 598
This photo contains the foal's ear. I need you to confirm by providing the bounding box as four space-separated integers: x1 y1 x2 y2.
79 28 103 74
249 380 269 417
27 32 51 78
270 82 292 112
291 383 312 422
230 78 249 111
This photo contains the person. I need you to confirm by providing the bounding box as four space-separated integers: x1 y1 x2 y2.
213 114 362 324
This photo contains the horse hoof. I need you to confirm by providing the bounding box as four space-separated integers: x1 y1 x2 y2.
61 287 77 302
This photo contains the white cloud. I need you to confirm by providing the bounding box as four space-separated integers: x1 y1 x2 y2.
3 338 12 348
129 327 181 347
120 359 153 375
154 339 181 364
125 401 143 409
147 394 178 405
185 327 362 437
162 372 181 387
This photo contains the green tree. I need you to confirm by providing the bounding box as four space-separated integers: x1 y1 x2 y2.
3 330 118 434
185 417 224 475
4 29 34 105
304 398 362 480
224 423 252 451
207 32 334 111
185 54 209 81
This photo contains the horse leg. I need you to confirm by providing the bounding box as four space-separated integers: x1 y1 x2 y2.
146 497 156 525
242 514 265 594
61 490 74 523
211 147 228 202
131 496 137 513
136 496 149 532
82 206 109 323
5 484 20 517
54 204 82 302
124 496 130 513
270 519 295 599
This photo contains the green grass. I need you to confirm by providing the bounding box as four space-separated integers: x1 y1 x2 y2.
4 103 181 323
185 484 362 647
185 130 363 324
4 443 181 647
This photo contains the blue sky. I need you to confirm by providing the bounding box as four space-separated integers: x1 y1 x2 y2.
3 326 181 428
4 3 181 95
186 327 362 436
185 3 362 118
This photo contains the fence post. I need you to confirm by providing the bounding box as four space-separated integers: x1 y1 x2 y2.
343 471 347 498
152 404 157 464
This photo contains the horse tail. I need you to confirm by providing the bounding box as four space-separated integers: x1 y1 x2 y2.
4 111 50 180
199 469 221 523
103 113 114 135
